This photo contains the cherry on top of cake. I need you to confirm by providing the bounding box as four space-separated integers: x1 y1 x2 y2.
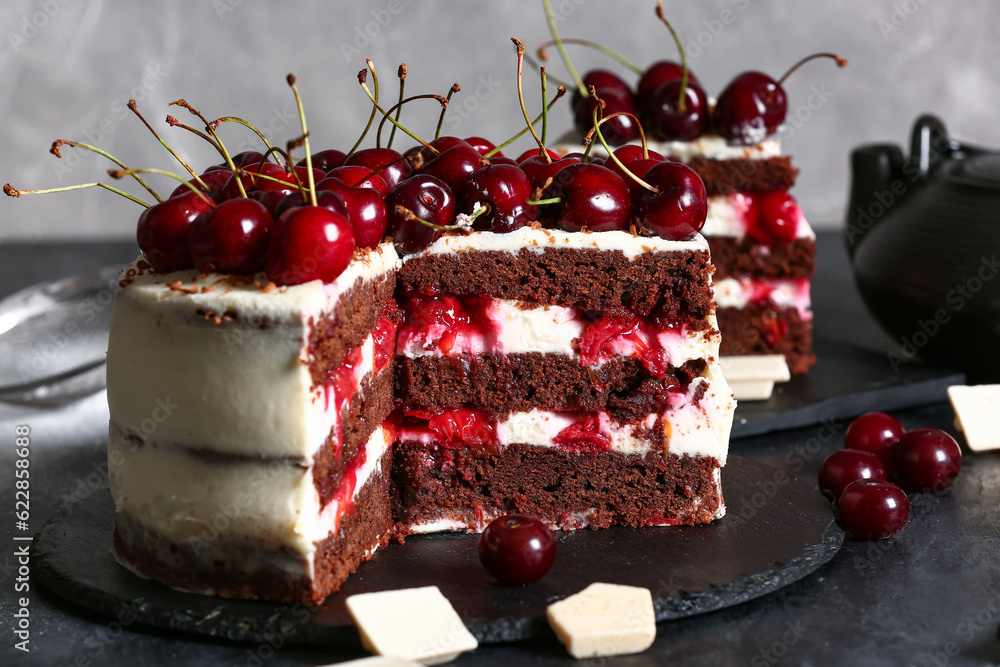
536 0 846 147
5 31 715 289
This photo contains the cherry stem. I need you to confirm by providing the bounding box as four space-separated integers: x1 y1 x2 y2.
378 94 449 148
210 116 282 166
655 2 688 113
258 146 289 171
464 204 489 225
775 52 848 87
171 99 247 198
128 100 208 192
359 62 438 154
591 93 657 193
233 166 304 193
4 181 150 207
512 38 551 164
108 168 216 206
541 67 549 146
435 83 461 140
50 140 162 202
287 74 316 207
394 204 469 231
388 64 407 149
483 86 566 158
542 0 587 97
528 196 561 206
583 111 650 157
537 38 642 75
349 65 380 156
165 116 229 164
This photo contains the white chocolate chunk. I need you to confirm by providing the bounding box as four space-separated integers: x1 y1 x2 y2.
720 354 791 382
317 657 423 667
948 384 1000 451
730 379 777 401
546 583 656 658
345 586 478 665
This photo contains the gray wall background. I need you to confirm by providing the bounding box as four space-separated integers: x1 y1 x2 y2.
1 0 997 240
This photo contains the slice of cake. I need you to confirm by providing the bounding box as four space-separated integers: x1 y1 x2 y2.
656 136 816 374
107 244 401 605
392 227 734 532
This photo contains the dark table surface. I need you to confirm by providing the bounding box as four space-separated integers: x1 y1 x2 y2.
2 232 999 667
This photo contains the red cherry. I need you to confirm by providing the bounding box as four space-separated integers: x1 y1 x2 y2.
818 450 886 502
464 136 501 157
605 146 664 184
419 143 484 193
714 71 787 144
323 166 389 198
515 148 560 164
342 147 410 189
838 479 909 540
220 162 291 200
188 198 273 274
478 514 556 585
570 70 633 115
136 191 215 273
845 412 905 476
206 151 265 172
573 89 640 146
169 170 231 199
273 190 349 221
647 79 709 142
459 164 538 234
297 149 347 172
636 161 707 241
549 163 633 232
247 189 289 217
385 174 455 254
520 154 582 193
485 156 518 167
265 206 356 286
404 136 469 170
749 191 801 245
316 179 388 249
892 428 962 493
636 61 699 109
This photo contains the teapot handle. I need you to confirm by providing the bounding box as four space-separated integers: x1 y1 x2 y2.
909 114 958 179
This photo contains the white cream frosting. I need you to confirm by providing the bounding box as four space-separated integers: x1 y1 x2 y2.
109 424 391 574
416 226 709 261
703 193 815 240
106 244 399 459
554 130 781 161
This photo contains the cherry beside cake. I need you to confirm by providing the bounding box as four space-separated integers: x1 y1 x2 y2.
6 57 735 605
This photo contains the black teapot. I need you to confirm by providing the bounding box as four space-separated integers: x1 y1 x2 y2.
845 115 1000 381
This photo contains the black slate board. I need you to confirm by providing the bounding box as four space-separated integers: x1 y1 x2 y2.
32 456 842 647
730 337 964 438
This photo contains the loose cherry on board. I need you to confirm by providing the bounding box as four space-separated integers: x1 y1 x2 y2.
136 191 215 273
188 198 273 275
845 412 905 476
892 428 962 493
838 479 909 541
265 206 356 286
636 161 708 241
479 514 556 585
818 450 886 502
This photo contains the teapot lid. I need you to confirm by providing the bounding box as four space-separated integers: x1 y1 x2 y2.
948 154 1000 191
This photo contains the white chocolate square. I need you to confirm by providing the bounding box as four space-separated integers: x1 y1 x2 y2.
948 384 1000 451
730 379 777 401
546 583 656 658
345 586 478 665
720 354 791 382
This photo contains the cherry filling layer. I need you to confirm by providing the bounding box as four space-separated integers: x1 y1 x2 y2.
720 191 806 244
397 294 711 376
713 277 811 320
